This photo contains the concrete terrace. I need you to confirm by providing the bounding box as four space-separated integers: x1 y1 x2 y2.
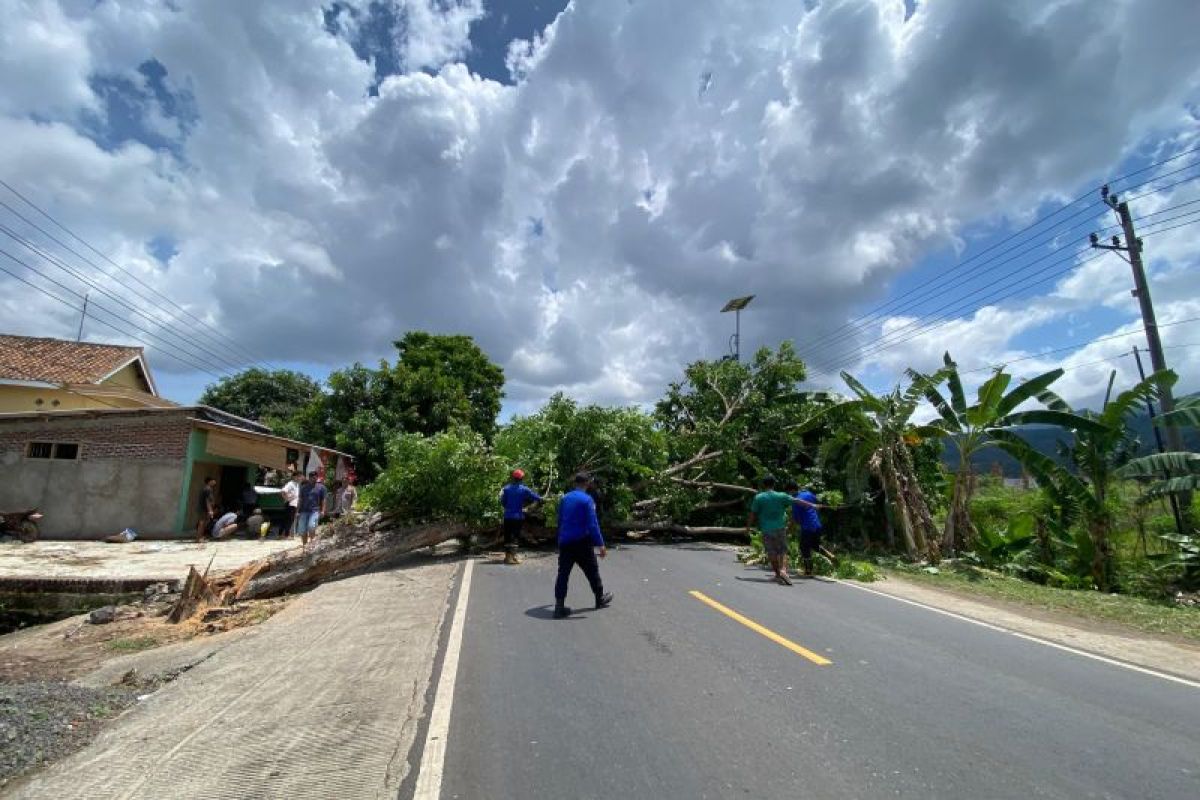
0 539 294 585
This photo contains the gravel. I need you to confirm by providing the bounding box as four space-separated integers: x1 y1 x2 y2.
0 680 139 788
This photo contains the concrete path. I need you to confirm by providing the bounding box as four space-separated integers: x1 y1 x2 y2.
8 558 458 800
0 540 294 584
437 544 1200 799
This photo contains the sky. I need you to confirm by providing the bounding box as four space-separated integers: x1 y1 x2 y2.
1 0 1199 420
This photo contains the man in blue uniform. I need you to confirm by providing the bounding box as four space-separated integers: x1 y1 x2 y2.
785 480 826 577
499 469 542 565
553 473 613 619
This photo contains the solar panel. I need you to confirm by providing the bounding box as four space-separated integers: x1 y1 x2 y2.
720 295 755 312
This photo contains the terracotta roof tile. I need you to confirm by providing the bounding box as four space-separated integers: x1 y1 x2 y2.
0 334 145 385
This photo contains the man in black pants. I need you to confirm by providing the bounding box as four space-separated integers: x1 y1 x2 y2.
553 473 613 619
499 469 542 565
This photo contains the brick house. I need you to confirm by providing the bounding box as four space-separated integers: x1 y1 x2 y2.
0 405 351 540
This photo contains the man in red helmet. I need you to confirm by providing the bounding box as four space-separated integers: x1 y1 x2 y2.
499 469 542 565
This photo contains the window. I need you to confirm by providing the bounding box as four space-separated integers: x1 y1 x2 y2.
26 442 80 460
27 442 52 459
53 443 79 460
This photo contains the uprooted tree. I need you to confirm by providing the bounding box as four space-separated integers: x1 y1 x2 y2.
173 344 849 617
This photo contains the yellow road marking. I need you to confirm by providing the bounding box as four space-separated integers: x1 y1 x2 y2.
689 590 832 666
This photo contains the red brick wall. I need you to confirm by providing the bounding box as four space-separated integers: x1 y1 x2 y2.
0 412 192 461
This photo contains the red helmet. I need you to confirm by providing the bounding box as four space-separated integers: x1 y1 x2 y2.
511 469 525 480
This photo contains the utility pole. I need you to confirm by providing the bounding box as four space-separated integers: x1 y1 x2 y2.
1133 345 1186 536
76 292 89 341
1091 186 1185 456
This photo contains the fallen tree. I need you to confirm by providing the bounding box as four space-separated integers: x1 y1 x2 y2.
169 513 471 620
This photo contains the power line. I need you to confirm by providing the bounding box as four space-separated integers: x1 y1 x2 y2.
0 247 225 377
958 316 1200 376
0 180 274 368
0 223 241 374
797 148 1200 360
0 196 262 371
823 246 1104 371
823 216 1200 371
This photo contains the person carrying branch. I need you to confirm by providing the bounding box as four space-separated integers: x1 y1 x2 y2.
499 469 542 565
785 480 828 577
748 475 796 585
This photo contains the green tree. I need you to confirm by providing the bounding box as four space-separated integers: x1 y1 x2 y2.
361 428 506 526
495 394 667 520
655 343 809 487
390 332 504 437
296 333 505 481
198 368 323 432
999 371 1173 590
808 369 947 561
910 353 1106 556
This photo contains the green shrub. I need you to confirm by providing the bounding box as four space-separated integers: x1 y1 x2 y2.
361 428 506 526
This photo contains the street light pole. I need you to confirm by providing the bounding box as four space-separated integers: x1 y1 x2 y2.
720 295 755 361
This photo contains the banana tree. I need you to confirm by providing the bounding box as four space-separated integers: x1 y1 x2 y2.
909 353 1108 557
806 369 947 561
995 370 1174 590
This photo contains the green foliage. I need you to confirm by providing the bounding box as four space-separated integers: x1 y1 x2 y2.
655 342 809 486
913 353 1115 558
297 333 505 480
969 513 1036 571
106 636 159 652
361 428 506 526
198 368 323 428
835 559 879 582
495 394 667 520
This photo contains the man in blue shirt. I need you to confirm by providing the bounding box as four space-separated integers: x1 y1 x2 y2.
297 472 327 548
499 469 542 565
785 480 825 577
553 473 613 619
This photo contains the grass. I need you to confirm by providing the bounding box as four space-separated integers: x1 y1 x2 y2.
105 636 159 653
884 563 1200 642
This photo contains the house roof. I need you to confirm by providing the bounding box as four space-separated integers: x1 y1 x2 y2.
0 334 154 392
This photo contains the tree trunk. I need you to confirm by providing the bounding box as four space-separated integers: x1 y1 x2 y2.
880 449 919 559
1090 519 1110 593
608 520 749 538
171 514 471 616
944 467 977 557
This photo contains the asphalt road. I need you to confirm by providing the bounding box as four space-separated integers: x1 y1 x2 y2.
433 543 1200 800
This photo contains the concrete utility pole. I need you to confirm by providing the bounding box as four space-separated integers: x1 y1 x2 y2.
1133 345 1186 536
1091 186 1185 456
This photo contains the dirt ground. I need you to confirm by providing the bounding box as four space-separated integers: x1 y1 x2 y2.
9 557 458 799
0 596 290 684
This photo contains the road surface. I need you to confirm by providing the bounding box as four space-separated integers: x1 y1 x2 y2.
419 543 1200 799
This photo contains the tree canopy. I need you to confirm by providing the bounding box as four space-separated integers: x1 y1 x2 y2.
198 368 323 432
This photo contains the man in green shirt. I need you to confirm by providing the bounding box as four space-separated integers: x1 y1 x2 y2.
748 475 797 585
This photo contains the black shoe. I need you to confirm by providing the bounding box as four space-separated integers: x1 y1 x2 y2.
553 606 571 619
595 592 613 609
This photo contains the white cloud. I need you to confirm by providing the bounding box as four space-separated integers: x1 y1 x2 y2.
0 0 1198 413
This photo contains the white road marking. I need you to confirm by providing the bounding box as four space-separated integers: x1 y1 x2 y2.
414 557 475 799
836 579 1200 690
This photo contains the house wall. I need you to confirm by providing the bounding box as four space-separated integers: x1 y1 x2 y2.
0 413 192 539
103 362 152 393
0 386 149 413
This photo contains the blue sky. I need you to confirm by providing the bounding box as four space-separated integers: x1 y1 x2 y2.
2 0 1199 419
